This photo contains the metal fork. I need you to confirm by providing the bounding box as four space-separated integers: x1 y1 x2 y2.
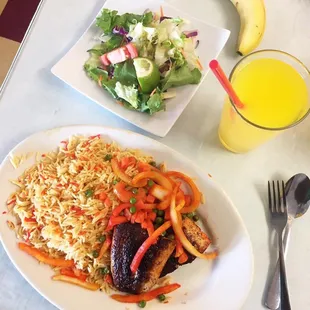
268 181 291 310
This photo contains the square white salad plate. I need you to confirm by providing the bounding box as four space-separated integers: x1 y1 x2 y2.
51 0 230 137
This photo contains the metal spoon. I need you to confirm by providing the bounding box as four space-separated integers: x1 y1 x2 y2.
265 173 310 309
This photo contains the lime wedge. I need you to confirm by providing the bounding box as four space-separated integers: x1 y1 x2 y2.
133 58 160 94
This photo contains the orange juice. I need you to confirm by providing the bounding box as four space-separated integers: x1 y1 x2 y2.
219 53 309 153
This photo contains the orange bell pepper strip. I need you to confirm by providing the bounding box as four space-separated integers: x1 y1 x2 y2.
98 235 112 260
120 156 136 170
52 275 100 291
169 191 218 260
111 283 181 303
111 158 146 187
178 252 189 264
175 237 184 258
130 221 172 273
137 161 159 172
60 268 88 281
149 184 171 201
166 171 201 213
114 181 146 203
112 203 131 217
18 243 74 267
105 216 128 231
132 171 173 190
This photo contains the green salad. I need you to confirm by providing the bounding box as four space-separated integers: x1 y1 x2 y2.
84 8 202 115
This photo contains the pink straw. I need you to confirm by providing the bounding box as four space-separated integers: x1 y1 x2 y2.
209 60 244 109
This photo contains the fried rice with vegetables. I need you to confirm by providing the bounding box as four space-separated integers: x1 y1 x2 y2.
7 135 153 291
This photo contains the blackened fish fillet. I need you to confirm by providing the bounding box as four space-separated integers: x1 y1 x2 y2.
111 223 175 294
161 217 211 277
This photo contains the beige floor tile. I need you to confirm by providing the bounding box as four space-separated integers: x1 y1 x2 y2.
0 37 20 85
0 0 8 15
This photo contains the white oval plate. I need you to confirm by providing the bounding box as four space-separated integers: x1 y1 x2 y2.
0 126 253 310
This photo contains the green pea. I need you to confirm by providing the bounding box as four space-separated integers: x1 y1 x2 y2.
187 212 194 219
155 217 164 225
193 215 199 222
130 197 137 204
113 179 119 185
130 206 136 214
153 208 158 214
92 250 99 258
167 234 175 240
149 161 157 167
104 154 112 161
99 267 110 275
98 235 106 243
132 188 138 195
158 294 166 302
147 180 154 187
157 210 164 217
138 300 146 308
85 189 93 198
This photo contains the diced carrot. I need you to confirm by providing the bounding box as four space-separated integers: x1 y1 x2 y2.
146 220 154 236
112 203 131 217
146 194 156 203
99 192 107 202
104 197 112 208
104 274 113 285
196 58 203 70
135 199 145 210
124 208 132 221
135 211 145 224
148 211 157 222
18 243 74 267
165 209 171 220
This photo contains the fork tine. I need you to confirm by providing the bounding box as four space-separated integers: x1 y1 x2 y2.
268 181 272 212
282 180 287 213
272 181 276 213
277 180 281 213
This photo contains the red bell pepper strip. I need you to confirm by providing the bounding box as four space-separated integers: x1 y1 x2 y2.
130 221 172 273
18 243 74 267
112 203 131 217
111 283 181 303
120 156 136 170
105 216 128 231
114 182 146 203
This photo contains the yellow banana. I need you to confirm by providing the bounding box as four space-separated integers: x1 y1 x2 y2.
231 0 266 56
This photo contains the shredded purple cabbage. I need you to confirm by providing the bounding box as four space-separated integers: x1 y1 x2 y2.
160 16 172 22
183 30 198 38
112 26 128 36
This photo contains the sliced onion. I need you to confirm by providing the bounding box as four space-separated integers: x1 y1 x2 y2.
183 30 198 38
170 190 218 260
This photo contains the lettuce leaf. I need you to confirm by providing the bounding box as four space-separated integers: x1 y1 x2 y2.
114 60 138 86
115 82 138 108
161 63 202 91
96 9 153 34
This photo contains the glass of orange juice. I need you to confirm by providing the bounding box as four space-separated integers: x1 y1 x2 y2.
218 50 310 153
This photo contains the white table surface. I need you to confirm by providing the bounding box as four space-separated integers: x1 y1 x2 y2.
1 0 310 309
